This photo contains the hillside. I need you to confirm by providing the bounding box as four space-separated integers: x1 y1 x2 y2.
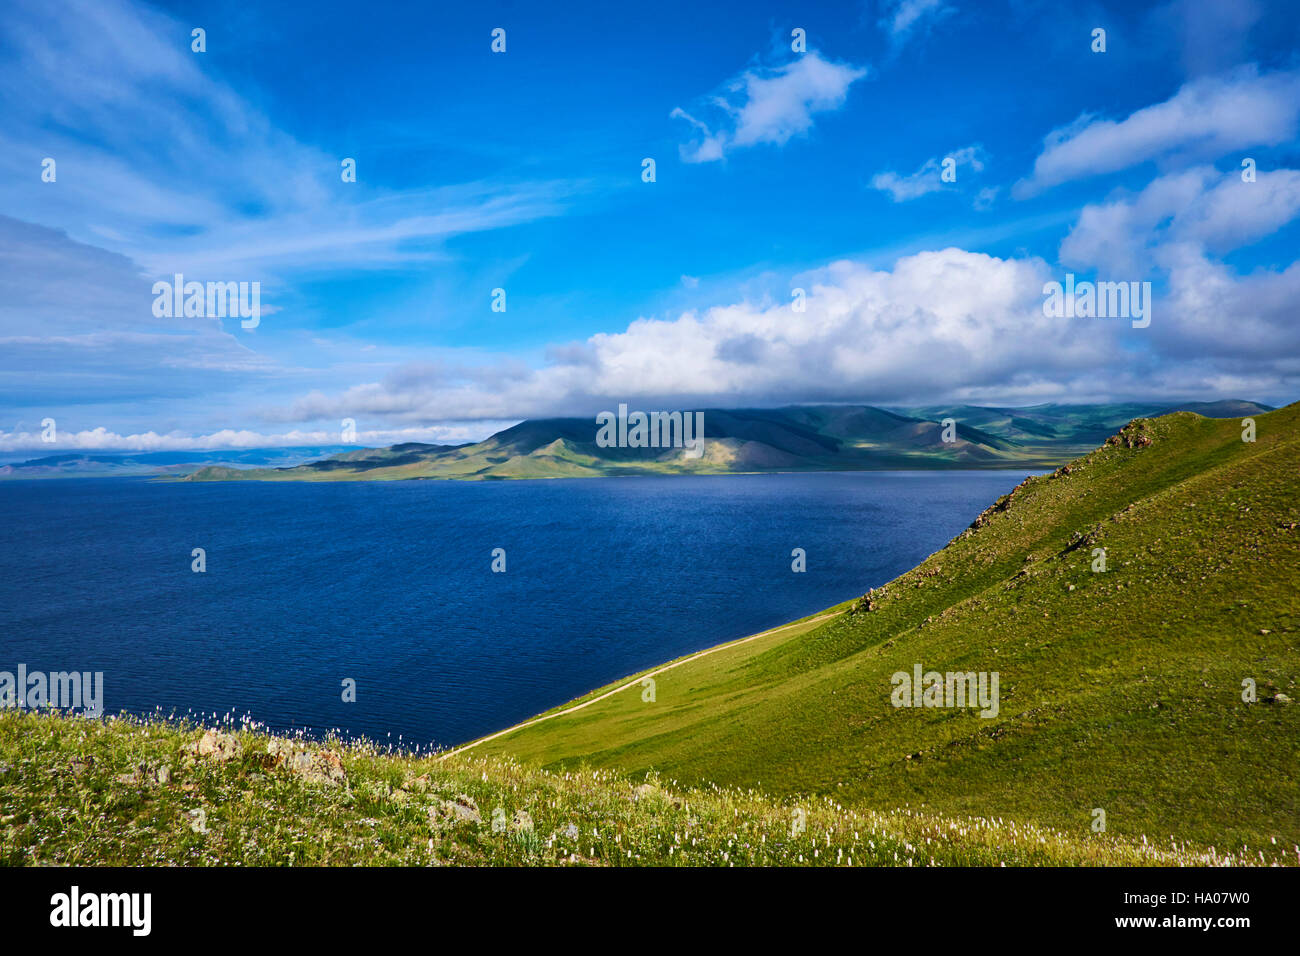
0 711 1275 866
468 403 1300 851
182 401 1272 482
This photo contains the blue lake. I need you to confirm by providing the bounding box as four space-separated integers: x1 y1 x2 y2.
0 471 1030 748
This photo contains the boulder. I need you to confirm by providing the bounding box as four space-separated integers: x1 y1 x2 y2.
430 794 481 827
284 750 346 787
196 730 242 763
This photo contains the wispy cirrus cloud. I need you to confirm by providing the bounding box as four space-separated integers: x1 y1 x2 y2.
0 0 579 278
879 0 955 45
672 51 867 163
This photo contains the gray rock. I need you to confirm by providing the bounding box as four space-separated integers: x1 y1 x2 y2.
430 794 481 827
196 730 242 763
284 750 347 787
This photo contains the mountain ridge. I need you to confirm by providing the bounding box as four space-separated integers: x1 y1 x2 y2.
182 399 1276 482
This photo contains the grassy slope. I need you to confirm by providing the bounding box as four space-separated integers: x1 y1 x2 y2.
0 711 1272 866
476 405 1300 851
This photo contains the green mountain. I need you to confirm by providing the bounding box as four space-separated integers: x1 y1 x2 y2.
183 400 1273 482
464 403 1300 851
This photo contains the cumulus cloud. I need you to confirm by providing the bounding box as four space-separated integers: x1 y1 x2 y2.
870 146 987 201
1015 66 1300 197
1060 163 1300 364
34 226 1300 448
259 214 1300 427
1061 165 1300 274
673 52 867 163
1155 245 1300 362
260 248 1161 422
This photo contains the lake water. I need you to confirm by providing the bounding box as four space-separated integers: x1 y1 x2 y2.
0 471 1030 748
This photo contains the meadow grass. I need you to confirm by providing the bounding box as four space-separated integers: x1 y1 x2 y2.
2 710 1286 867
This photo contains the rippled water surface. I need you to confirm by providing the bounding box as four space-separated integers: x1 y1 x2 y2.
0 471 1031 747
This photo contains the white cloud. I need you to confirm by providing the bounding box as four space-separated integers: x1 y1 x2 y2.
1015 66 1300 197
0 215 279 403
881 0 955 43
1061 166 1300 274
29 226 1300 448
0 423 505 454
1060 162 1300 366
870 145 987 201
973 186 999 211
673 52 867 163
258 217 1300 426
262 248 1156 422
1155 244 1300 361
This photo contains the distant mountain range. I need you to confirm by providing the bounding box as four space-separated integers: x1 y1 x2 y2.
0 446 358 479
178 399 1275 482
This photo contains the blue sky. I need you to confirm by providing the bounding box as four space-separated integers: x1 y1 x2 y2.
2 0 1299 451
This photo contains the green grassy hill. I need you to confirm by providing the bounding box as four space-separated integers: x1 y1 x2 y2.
470 404 1300 852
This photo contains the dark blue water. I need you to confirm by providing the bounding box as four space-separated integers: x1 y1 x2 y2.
0 472 1029 748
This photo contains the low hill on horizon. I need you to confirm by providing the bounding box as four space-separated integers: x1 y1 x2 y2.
183 399 1276 482
0 445 359 479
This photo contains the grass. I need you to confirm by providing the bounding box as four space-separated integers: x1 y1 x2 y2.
5 404 1296 866
1 711 1284 866
471 405 1300 853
